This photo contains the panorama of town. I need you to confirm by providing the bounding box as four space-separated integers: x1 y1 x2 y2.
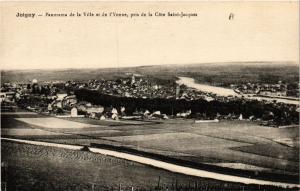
1 70 300 191
1 74 299 126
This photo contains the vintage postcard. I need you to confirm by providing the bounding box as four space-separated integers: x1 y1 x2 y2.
1 1 299 191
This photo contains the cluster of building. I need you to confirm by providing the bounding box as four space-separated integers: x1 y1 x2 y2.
175 84 233 102
66 75 176 99
0 79 67 103
1 76 299 126
65 75 235 103
231 81 300 97
69 102 171 120
1 78 175 120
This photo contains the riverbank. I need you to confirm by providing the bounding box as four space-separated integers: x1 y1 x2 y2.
177 76 299 105
176 77 239 97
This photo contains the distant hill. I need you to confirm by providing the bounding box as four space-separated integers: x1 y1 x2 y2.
1 62 299 86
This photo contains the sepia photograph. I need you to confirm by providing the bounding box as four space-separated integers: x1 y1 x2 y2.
1 1 299 191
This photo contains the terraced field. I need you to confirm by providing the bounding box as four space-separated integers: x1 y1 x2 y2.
1 110 299 188
2 141 298 191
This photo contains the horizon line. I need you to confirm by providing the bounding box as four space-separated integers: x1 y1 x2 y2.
1 60 299 72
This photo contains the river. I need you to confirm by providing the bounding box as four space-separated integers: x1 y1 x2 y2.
176 77 299 105
176 77 239 97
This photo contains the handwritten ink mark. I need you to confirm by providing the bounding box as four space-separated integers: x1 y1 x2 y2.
229 13 234 20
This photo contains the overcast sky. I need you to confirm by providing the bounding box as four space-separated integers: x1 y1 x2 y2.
1 1 299 70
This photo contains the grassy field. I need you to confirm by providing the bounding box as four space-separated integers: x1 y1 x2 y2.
2 141 298 191
2 112 299 178
65 117 158 126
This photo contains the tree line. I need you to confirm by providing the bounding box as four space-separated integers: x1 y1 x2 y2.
74 89 299 125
